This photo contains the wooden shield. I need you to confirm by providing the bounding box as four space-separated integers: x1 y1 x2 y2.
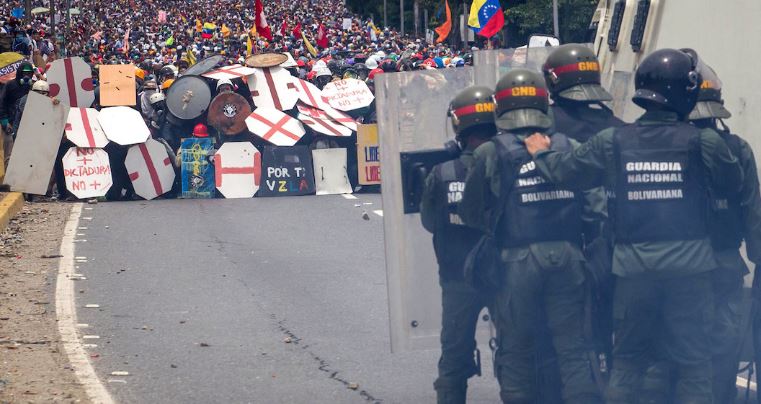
99 64 137 106
5 92 68 194
207 92 251 135
245 53 288 68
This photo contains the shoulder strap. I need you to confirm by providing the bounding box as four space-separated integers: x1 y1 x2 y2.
489 138 517 234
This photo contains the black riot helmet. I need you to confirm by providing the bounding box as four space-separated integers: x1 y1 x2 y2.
448 86 496 138
542 43 611 102
493 68 552 131
688 61 731 120
632 48 702 120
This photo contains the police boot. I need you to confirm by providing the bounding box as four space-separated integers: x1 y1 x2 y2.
435 388 467 404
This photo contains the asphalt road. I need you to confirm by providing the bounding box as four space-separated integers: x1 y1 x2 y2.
73 194 500 403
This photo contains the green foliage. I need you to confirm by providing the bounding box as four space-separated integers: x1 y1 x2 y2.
504 0 598 47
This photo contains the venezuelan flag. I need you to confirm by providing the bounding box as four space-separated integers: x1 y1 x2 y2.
468 0 504 39
202 22 216 39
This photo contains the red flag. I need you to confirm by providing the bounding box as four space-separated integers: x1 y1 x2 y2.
316 24 328 49
292 22 302 38
280 20 287 37
255 0 272 41
434 0 452 44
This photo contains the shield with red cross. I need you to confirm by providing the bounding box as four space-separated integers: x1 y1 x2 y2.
202 64 257 81
296 104 352 137
293 78 330 109
97 106 151 145
46 57 95 108
246 107 305 146
247 67 298 111
297 102 358 132
214 142 262 198
65 107 109 148
124 138 176 200
62 147 113 199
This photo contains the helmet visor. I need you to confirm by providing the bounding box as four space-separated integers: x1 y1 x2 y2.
495 109 552 131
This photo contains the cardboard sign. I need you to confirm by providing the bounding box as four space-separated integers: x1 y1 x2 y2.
214 142 261 198
5 92 68 194
99 64 137 106
62 147 113 198
202 64 256 81
125 138 176 200
180 138 216 199
321 79 374 112
342 18 353 31
312 148 352 195
65 107 109 148
46 57 95 107
247 66 298 111
357 124 381 185
98 106 150 145
258 146 315 197
246 107 305 146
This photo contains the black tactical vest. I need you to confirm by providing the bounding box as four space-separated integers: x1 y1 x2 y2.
613 122 708 243
494 133 583 247
550 101 624 143
432 157 483 281
709 130 744 250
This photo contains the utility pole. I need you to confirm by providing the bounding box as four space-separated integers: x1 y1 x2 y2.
414 1 419 38
24 0 32 22
400 0 404 35
384 0 387 28
553 0 559 39
49 0 56 51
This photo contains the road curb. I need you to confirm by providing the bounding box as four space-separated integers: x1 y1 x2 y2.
0 192 24 232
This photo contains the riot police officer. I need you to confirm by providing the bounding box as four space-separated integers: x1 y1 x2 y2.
688 61 761 404
459 69 603 404
543 42 624 385
419 86 497 404
543 43 624 142
524 48 744 404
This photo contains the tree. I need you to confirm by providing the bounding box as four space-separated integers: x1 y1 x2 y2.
504 0 597 47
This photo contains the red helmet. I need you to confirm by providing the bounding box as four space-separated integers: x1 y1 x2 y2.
192 123 209 138
368 68 384 81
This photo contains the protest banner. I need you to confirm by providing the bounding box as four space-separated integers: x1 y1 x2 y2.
356 124 381 185
321 79 374 112
62 147 113 198
312 148 352 195
258 146 315 197
214 142 261 198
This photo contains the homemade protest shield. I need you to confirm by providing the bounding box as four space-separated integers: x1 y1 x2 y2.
180 138 215 198
377 67 481 352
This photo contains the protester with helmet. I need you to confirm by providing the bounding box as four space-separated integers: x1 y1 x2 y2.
0 61 35 140
524 48 744 404
419 86 497 404
687 60 761 404
216 78 234 94
459 69 604 404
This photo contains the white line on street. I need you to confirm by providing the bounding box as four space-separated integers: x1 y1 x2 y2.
341 194 358 200
55 203 114 404
373 210 384 217
737 376 757 391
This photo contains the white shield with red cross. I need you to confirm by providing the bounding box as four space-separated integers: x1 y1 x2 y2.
97 106 151 145
46 57 95 108
124 138 176 200
296 104 352 137
293 78 330 109
321 78 374 112
202 64 257 81
62 147 113 199
297 102 357 132
246 107 305 146
247 67 298 111
214 142 261 198
65 107 109 148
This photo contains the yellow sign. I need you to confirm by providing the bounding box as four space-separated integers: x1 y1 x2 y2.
356 124 381 185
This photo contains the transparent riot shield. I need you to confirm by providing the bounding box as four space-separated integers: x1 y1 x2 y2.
473 46 557 88
378 67 478 352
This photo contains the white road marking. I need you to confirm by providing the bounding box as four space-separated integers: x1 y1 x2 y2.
84 304 100 308
75 256 87 260
737 376 757 391
107 379 127 384
55 203 114 404
373 210 384 217
77 323 89 328
77 233 86 236
341 194 358 200
82 335 100 339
